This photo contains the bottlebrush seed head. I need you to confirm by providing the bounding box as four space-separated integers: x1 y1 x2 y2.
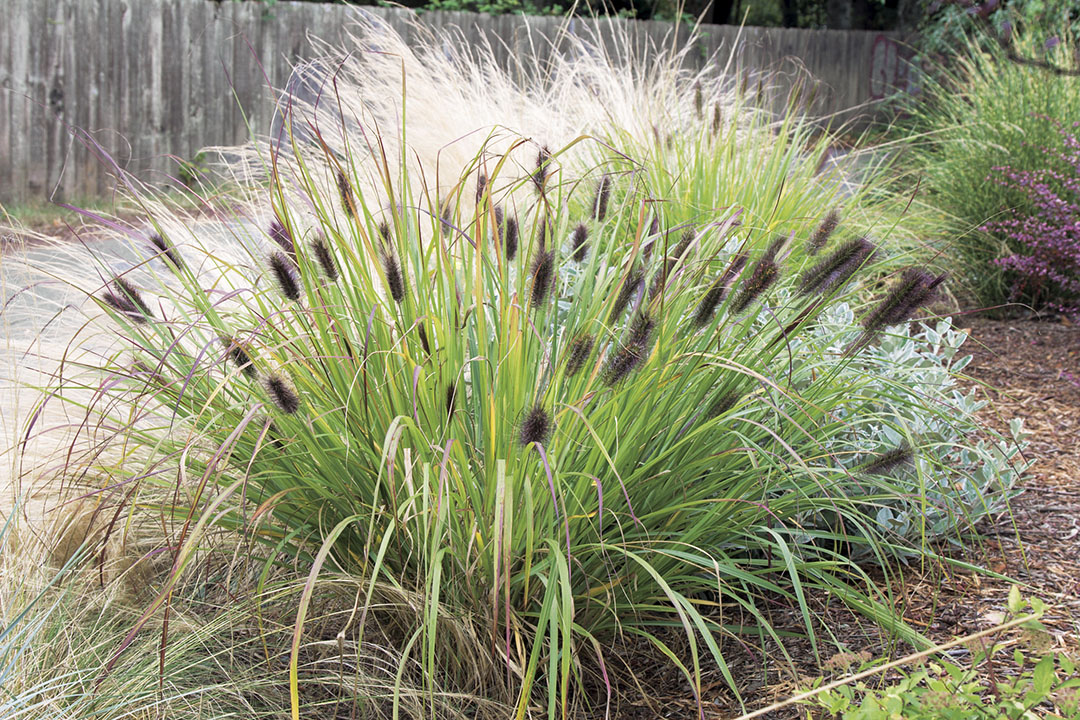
519 404 551 446
148 233 184 272
102 277 153 323
850 269 947 354
337 169 357 219
530 249 555 307
378 221 392 248
694 80 704 119
564 334 595 378
418 323 431 355
807 209 840 255
264 372 301 415
593 175 611 222
503 213 519 261
381 250 406 304
693 278 727 328
608 268 643 324
536 217 548 251
532 146 551 195
446 381 457 421
707 391 739 419
269 219 296 262
730 256 779 315
475 173 487 205
311 236 338 281
626 311 655 351
712 102 723 135
571 223 589 262
798 237 876 296
603 312 654 386
222 336 257 378
269 252 301 301
860 444 913 475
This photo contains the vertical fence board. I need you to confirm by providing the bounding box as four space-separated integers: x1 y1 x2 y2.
0 0 912 204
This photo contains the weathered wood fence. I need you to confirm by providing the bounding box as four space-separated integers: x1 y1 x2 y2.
0 0 915 203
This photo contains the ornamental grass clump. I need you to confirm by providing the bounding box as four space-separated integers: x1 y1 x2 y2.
1 15 1023 720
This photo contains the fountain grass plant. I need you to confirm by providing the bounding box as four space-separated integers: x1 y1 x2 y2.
1 15 1023 720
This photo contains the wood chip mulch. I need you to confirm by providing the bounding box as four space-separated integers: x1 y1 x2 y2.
606 317 1080 719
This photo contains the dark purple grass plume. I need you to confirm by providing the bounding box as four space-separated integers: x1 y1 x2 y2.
564 334 595 378
860 444 913 475
604 312 654 386
475 173 487 205
592 175 611 222
148 233 184 272
730 250 780 315
311 236 338 281
337 169 357 219
532 146 551 195
222 336 257 378
269 252 301 301
608 268 643 324
650 229 693 299
446 381 457 421
571 223 589 263
381 250 406 304
519 405 551 446
269 218 296 263
417 323 431 355
530 249 555 307
807 209 840 255
102 277 154 323
502 211 519 261
798 237 876 296
712 103 723 135
264 372 301 415
693 252 747 327
707 391 740 420
850 268 947 353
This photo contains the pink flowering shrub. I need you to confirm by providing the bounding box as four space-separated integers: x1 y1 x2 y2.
983 121 1080 318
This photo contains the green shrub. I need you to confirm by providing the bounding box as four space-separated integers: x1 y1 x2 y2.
907 25 1080 309
5 18 1022 719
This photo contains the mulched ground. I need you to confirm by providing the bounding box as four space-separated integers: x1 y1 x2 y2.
607 316 1080 719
